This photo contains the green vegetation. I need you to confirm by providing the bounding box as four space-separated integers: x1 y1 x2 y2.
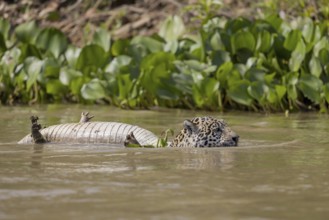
1 1 329 112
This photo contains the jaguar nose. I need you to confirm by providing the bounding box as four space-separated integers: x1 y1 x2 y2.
232 135 239 146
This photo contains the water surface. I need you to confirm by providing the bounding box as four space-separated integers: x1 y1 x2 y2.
1 105 329 220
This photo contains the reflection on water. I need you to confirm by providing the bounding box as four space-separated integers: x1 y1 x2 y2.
0 105 329 219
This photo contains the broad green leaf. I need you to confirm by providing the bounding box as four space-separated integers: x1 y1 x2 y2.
302 18 314 43
105 55 132 74
92 28 111 52
313 37 328 56
76 44 106 71
0 18 10 39
287 84 297 100
159 15 185 42
131 36 164 53
265 14 283 31
46 79 66 95
111 39 130 56
210 31 225 50
65 46 81 67
247 81 268 101
275 85 287 100
231 30 256 53
81 79 106 100
19 44 42 61
284 30 301 51
36 27 68 58
59 67 83 85
318 48 329 66
15 21 39 44
24 57 44 90
225 17 251 34
43 58 60 78
228 80 253 106
289 40 305 72
309 56 322 78
297 74 322 103
256 30 272 53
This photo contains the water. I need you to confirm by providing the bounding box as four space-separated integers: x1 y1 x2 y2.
1 105 329 220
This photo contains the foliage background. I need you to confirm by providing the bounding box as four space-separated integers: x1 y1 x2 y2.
1 0 329 112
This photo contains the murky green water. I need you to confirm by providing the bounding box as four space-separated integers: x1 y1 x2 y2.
1 105 329 220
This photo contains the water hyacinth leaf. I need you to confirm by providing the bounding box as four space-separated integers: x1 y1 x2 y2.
297 74 322 103
211 50 231 67
59 67 83 85
81 79 106 100
323 83 329 103
289 39 305 72
228 80 253 106
92 28 111 52
284 30 301 51
43 58 60 78
76 44 106 71
265 14 283 31
24 57 44 90
46 79 66 95
131 36 164 53
309 56 322 78
231 30 255 53
248 81 268 102
15 21 39 44
275 85 287 100
19 44 42 61
0 18 10 39
225 17 251 34
313 37 328 56
210 31 225 50
256 30 272 53
36 27 68 58
111 39 130 56
192 78 219 107
287 84 297 100
302 18 314 43
117 74 133 100
318 48 329 66
65 46 81 67
105 55 132 75
159 15 185 42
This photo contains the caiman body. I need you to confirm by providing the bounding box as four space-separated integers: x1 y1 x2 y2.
18 112 239 148
18 121 159 146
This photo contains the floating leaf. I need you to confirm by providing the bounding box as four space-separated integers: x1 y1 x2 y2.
248 81 268 102
111 39 130 56
231 30 256 53
65 46 81 67
36 27 68 58
284 30 301 51
309 56 322 78
15 21 39 44
131 36 164 53
159 15 185 42
289 39 305 72
297 74 322 103
228 80 253 106
76 44 106 71
59 67 83 86
92 28 111 52
24 57 44 90
81 79 106 100
46 79 66 95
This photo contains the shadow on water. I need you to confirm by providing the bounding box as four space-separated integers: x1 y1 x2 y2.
0 105 329 219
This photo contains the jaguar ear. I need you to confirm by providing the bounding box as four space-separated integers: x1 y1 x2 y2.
183 120 198 134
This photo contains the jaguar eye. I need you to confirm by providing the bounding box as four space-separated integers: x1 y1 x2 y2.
214 127 222 133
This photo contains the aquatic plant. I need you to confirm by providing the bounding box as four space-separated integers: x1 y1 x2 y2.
1 10 329 112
